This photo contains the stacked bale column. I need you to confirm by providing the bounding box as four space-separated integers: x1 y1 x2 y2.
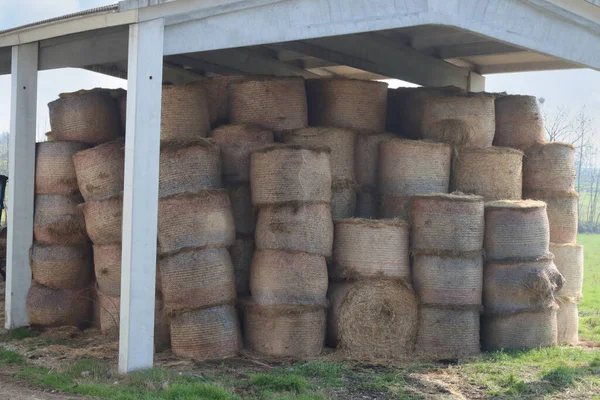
494 95 545 151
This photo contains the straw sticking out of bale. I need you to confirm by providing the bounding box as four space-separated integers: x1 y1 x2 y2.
81 197 122 245
494 95 545 151
481 307 558 350
30 243 93 290
227 184 255 235
355 133 395 188
161 85 211 141
34 194 88 245
26 283 92 328
551 243 584 300
35 142 89 196
230 237 254 297
331 181 357 220
557 301 579 345
523 142 576 192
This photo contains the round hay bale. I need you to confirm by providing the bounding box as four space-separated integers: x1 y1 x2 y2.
81 197 122 245
255 203 333 257
451 147 523 201
413 254 483 306
355 132 395 188
355 187 380 219
202 75 250 126
250 144 331 205
159 247 236 312
157 190 235 254
244 302 326 357
26 283 92 328
484 200 550 260
72 139 125 202
551 243 584 300
410 194 484 254
331 218 410 280
306 78 387 133
229 77 308 131
557 301 578 345
48 89 121 144
417 305 481 360
35 142 89 195
328 280 418 358
230 237 254 297
170 305 241 361
523 142 576 193
211 124 274 183
524 190 578 244
481 307 558 350
161 85 211 141
283 127 356 182
331 181 357 220
422 119 476 147
483 257 564 314
250 249 328 305
494 95 545 151
159 138 222 197
30 243 93 290
379 139 452 219
34 194 88 245
227 184 255 235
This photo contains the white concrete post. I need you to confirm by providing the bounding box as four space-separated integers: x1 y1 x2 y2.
5 43 38 329
118 19 164 373
468 71 485 92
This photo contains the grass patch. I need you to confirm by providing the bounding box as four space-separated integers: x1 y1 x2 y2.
248 374 309 393
289 361 348 387
6 328 37 340
0 348 24 366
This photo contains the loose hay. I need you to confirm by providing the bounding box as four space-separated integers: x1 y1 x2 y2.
557 301 579 345
331 181 357 220
523 142 576 192
524 190 579 243
34 194 88 245
551 243 584 300
35 141 89 195
227 184 255 235
81 197 122 245
161 85 211 141
494 95 545 151
30 243 93 290
230 237 254 297
354 132 395 188
26 283 92 328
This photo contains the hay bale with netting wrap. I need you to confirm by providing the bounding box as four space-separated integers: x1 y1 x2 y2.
250 249 328 305
484 200 550 260
494 95 545 151
81 197 122 245
331 219 410 281
35 142 89 195
328 280 417 359
159 138 222 197
355 132 395 188
202 75 249 126
355 188 380 219
250 144 331 205
157 190 235 254
557 301 579 345
227 184 255 235
255 202 333 257
524 190 578 243
161 85 211 141
230 237 254 297
331 180 357 220
26 283 92 328
30 243 93 290
551 243 584 300
523 142 576 192
34 194 88 245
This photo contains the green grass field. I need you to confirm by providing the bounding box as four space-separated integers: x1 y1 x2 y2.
578 234 600 341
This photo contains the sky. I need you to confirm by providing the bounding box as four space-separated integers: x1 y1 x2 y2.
1 0 600 142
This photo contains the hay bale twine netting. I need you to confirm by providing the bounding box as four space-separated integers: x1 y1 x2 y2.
35 142 89 195
159 138 222 198
170 305 241 361
244 302 326 357
355 132 394 189
30 243 93 290
306 78 387 133
157 190 235 254
201 75 249 126
331 181 357 220
250 249 328 305
331 219 410 280
525 191 578 244
523 142 576 193
34 194 87 245
494 95 545 151
551 243 584 300
72 139 125 202
451 147 523 201
255 203 333 257
81 197 122 245
484 200 550 260
328 280 418 359
250 144 331 205
411 194 484 254
26 283 92 328
229 77 308 132
379 139 452 219
211 124 274 183
227 184 255 235
230 237 254 297
557 301 579 345
48 89 121 144
159 247 236 312
161 85 211 141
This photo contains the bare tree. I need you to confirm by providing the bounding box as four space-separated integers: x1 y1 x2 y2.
573 107 594 194
543 106 574 142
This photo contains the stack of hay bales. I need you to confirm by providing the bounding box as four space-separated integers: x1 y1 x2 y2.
411 194 484 359
201 76 249 127
482 200 565 350
328 219 417 359
494 95 545 151
245 144 332 357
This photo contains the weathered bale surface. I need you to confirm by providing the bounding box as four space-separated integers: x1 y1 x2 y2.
244 302 326 357
484 200 550 260
481 307 558 350
72 139 125 202
30 243 93 290
255 203 333 257
331 181 356 220
81 197 122 245
159 247 236 312
551 243 584 300
49 89 121 144
202 75 249 126
34 194 87 245
411 194 484 254
451 147 523 201
331 219 410 281
159 138 222 197
161 85 211 141
26 283 92 328
417 305 481 360
557 301 579 345
157 190 235 254
413 254 483 306
525 190 578 244
250 144 331 205
494 95 545 151
523 142 576 193
328 280 418 359
171 305 242 360
227 184 255 235
35 142 89 195
211 124 274 183
229 77 308 131
230 237 254 297
355 188 380 219
355 133 395 188
483 258 564 314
